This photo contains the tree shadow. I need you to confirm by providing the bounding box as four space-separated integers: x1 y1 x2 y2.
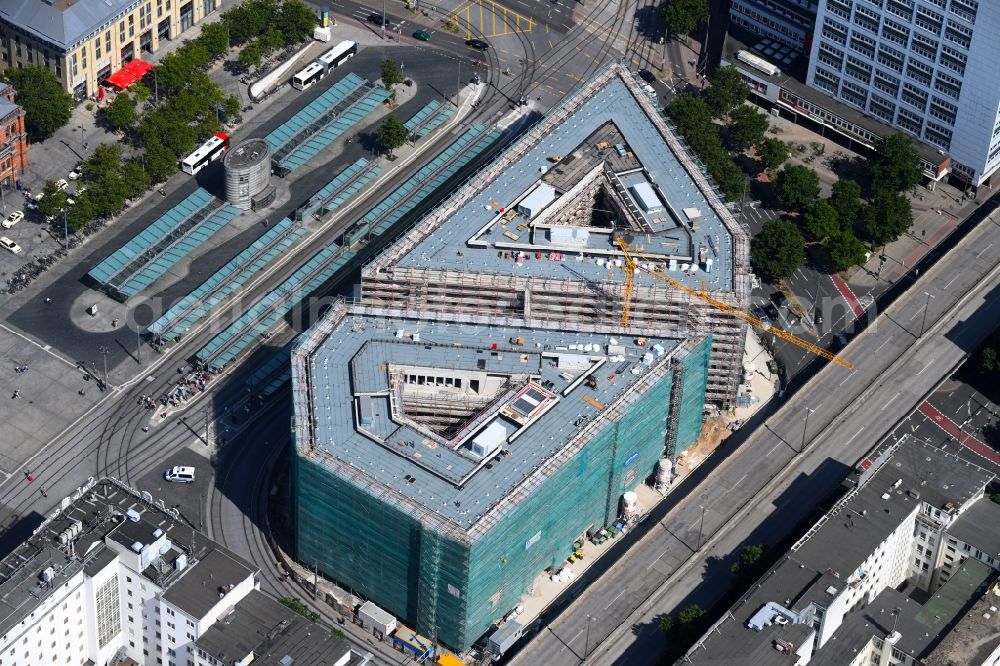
825 152 871 190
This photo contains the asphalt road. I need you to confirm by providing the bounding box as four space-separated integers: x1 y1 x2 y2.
507 210 1000 665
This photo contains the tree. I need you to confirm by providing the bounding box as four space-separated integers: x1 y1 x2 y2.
66 193 96 231
774 165 820 212
858 188 912 245
726 105 768 150
704 66 750 119
871 133 922 193
659 616 675 634
730 544 766 576
4 66 74 141
829 178 863 232
276 0 319 45
83 143 123 182
121 160 152 199
376 116 409 155
198 23 230 59
380 58 405 89
979 347 998 374
662 0 709 37
221 95 241 121
677 605 705 625
37 180 68 218
131 81 151 104
756 137 787 171
802 199 839 242
143 140 178 183
825 230 868 271
666 94 712 137
102 92 137 131
751 218 805 281
89 174 128 218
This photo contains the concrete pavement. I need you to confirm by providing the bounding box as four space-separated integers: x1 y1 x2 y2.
506 209 1000 665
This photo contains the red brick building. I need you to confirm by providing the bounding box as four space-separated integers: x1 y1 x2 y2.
0 82 27 190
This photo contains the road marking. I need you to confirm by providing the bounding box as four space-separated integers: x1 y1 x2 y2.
851 425 865 439
559 628 583 652
767 442 781 456
975 243 993 259
604 588 626 610
915 363 927 376
839 373 853 386
943 274 959 289
880 392 900 411
874 336 893 353
731 472 749 489
0 322 78 371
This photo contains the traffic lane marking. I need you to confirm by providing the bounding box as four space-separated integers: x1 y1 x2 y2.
918 401 1000 464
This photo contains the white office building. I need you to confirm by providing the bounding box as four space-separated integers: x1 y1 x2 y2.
806 0 1000 185
0 479 370 666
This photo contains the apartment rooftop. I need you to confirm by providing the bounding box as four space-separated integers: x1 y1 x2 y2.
196 590 367 666
680 442 996 664
948 497 1000 559
366 63 747 296
293 302 695 538
0 479 256 638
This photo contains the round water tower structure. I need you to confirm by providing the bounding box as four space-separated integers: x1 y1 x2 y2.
223 138 271 210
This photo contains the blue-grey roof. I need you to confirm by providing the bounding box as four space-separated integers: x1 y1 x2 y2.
373 69 739 293
299 305 681 534
0 98 18 120
1 0 137 51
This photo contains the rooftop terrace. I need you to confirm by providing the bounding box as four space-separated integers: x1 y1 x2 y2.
293 301 693 537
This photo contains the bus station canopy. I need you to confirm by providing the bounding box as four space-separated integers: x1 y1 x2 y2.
105 59 152 90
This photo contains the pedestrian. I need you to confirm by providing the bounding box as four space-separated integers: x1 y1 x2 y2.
112 318 119 328
40 486 47 498
12 390 20 399
142 426 149 433
44 297 51 304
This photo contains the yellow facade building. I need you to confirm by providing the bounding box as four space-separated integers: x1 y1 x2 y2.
0 0 220 100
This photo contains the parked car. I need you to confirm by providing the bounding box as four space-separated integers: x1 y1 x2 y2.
466 39 490 51
68 170 79 181
164 466 196 483
751 305 771 326
0 237 22 254
2 211 24 229
638 69 656 83
764 302 780 321
413 30 431 41
771 291 789 309
54 178 69 190
367 13 388 26
835 333 848 349
813 310 823 325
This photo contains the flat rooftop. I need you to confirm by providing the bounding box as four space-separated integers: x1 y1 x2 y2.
296 302 690 535
682 442 996 664
0 479 258 638
368 64 745 295
196 590 363 666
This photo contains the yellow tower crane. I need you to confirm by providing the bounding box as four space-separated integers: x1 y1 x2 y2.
615 238 854 370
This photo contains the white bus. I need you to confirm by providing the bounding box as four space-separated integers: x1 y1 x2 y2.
317 40 358 71
291 62 326 90
180 132 230 175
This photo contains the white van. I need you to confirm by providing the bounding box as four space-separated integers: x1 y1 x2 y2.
164 466 195 483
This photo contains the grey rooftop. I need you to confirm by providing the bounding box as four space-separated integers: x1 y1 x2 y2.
369 65 745 295
946 497 1000 558
1 0 138 51
196 590 360 666
296 302 689 535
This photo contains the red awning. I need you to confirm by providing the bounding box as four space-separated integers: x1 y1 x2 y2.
104 59 153 90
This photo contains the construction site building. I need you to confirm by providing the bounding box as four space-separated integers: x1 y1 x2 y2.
361 63 751 407
291 301 711 650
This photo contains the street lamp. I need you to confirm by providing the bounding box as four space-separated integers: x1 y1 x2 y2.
583 615 597 661
918 291 934 338
800 407 815 453
696 504 707 552
98 345 109 389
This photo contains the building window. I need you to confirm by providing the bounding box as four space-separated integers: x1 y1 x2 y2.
95 576 121 648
